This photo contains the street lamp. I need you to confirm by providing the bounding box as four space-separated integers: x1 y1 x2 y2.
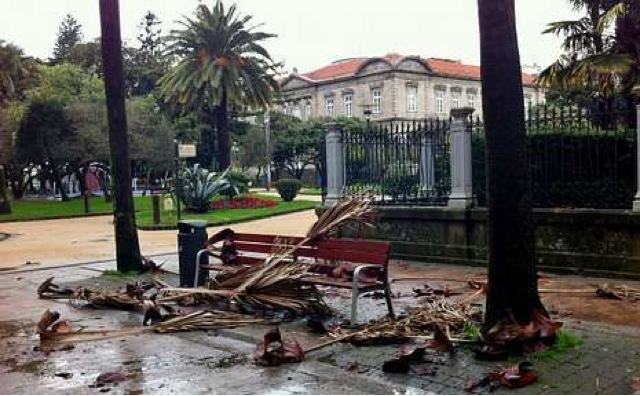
264 110 272 192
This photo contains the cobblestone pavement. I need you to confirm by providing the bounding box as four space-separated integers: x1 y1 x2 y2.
1 256 640 394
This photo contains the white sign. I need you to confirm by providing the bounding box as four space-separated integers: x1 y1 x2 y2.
178 144 197 158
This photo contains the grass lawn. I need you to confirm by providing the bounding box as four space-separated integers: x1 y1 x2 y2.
136 195 318 230
0 194 318 229
301 187 323 196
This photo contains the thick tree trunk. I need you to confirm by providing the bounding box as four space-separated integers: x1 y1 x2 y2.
99 0 143 272
216 90 231 171
477 0 544 332
0 166 11 214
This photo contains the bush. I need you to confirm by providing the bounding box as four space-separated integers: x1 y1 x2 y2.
225 171 251 194
275 179 302 202
178 168 237 213
381 174 420 199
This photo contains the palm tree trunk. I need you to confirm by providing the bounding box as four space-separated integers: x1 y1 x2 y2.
99 0 143 272
216 89 231 170
477 0 545 332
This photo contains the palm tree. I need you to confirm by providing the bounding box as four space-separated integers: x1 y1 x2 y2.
159 1 279 170
477 0 547 340
99 0 143 272
539 0 639 101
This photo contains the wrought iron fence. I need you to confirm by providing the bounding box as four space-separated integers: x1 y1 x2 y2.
344 119 451 205
473 103 638 209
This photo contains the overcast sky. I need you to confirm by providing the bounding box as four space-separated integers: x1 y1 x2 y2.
0 1 580 73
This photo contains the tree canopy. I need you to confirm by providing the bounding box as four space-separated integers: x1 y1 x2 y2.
158 1 280 170
539 0 640 103
52 14 83 64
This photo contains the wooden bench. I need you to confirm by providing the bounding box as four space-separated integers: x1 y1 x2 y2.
193 232 394 324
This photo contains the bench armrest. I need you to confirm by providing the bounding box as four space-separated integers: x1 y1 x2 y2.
353 264 386 283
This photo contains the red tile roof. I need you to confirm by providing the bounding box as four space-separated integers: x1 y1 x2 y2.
296 53 536 86
426 57 536 85
302 57 366 81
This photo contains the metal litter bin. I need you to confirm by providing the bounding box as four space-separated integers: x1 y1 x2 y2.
177 220 209 287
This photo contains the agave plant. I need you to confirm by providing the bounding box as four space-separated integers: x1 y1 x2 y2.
178 167 238 213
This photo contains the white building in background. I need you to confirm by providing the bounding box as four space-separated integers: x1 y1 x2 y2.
279 53 544 120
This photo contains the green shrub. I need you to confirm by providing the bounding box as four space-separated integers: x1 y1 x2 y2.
178 168 237 213
225 171 251 195
275 179 303 202
381 174 419 199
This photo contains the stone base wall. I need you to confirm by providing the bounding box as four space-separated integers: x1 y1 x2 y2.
321 206 640 279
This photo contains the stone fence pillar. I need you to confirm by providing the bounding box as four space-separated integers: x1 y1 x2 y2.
324 122 345 207
448 107 475 208
633 105 640 211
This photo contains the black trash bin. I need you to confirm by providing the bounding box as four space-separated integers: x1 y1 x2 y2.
177 220 209 287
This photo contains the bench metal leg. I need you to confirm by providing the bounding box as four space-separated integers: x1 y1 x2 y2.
351 288 359 325
384 282 395 319
193 249 208 287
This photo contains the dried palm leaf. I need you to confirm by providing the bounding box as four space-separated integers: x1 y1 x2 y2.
70 286 143 310
342 298 481 346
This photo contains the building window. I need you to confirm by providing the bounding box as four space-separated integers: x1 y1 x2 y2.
325 97 334 117
372 89 382 114
292 106 301 119
407 86 418 112
435 90 445 114
305 102 311 119
344 94 353 117
451 91 460 109
467 93 476 109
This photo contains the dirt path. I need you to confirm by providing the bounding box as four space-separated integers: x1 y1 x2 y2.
0 210 318 271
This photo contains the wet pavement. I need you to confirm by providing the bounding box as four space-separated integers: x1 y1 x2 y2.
2 256 640 394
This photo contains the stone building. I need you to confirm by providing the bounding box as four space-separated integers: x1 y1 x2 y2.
278 53 543 120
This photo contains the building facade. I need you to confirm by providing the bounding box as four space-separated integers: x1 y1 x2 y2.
278 53 544 120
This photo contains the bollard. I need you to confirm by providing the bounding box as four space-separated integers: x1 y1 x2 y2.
152 195 161 224
83 192 91 214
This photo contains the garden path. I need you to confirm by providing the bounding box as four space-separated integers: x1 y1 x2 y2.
0 209 317 271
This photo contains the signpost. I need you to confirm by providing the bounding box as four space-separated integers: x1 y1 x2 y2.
174 141 197 222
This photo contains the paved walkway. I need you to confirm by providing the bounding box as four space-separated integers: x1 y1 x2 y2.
0 209 318 271
1 257 640 394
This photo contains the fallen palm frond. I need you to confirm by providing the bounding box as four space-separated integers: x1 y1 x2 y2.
157 197 373 315
37 309 149 344
338 298 482 346
158 260 330 315
37 309 277 345
70 286 144 310
153 310 276 333
37 277 74 299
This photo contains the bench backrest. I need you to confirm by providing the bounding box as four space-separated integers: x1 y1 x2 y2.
229 233 391 270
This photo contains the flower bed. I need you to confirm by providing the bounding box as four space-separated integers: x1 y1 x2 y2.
210 196 278 210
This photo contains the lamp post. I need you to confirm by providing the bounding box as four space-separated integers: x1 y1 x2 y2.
264 110 272 191
174 139 181 221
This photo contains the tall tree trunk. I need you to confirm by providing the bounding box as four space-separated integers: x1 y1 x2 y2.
99 0 143 272
216 89 231 170
477 0 545 332
0 166 11 214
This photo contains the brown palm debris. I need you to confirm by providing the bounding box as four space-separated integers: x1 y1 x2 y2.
153 310 275 333
37 277 74 299
465 361 538 392
70 286 144 311
341 298 482 346
254 327 305 366
158 260 330 315
157 197 373 315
